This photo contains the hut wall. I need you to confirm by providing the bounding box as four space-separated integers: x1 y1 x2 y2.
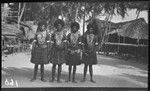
124 37 137 44
139 39 148 45
108 33 119 43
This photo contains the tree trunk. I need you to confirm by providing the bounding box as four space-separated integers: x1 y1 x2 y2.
18 3 26 31
19 3 26 21
136 10 140 19
18 3 21 30
99 13 111 52
82 3 86 35
75 3 79 22
106 15 113 42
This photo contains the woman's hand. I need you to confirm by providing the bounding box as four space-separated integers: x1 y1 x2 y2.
50 41 54 44
47 41 50 43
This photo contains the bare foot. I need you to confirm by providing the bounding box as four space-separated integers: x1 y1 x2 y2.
80 79 86 82
41 78 47 82
90 79 96 83
65 79 71 83
72 80 77 83
49 79 55 82
30 78 36 82
57 80 62 83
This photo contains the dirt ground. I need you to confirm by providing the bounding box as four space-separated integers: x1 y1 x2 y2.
1 52 148 88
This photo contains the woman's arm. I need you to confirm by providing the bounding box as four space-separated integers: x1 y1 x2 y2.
50 33 55 44
46 32 51 43
32 34 37 47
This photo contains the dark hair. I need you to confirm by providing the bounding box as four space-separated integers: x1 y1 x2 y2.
87 21 98 35
38 20 47 27
70 22 80 32
36 20 47 32
87 23 95 30
54 19 65 28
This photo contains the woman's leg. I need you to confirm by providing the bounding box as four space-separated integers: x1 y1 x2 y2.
49 64 56 82
89 65 96 83
40 64 46 82
57 64 62 83
66 65 72 82
30 64 38 81
81 64 88 82
72 65 77 83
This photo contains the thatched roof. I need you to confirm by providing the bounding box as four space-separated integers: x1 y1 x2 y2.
107 18 148 39
85 18 117 40
88 18 117 31
2 23 30 40
2 23 20 36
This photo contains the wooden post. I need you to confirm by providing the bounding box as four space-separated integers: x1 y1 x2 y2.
117 34 120 54
123 36 125 43
136 38 140 61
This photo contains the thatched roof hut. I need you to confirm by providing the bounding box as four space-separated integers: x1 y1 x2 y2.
86 18 118 40
109 18 148 40
87 18 148 40
2 23 20 36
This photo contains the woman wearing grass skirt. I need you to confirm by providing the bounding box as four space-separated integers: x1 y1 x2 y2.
65 22 82 83
81 23 99 83
49 19 67 83
30 20 50 82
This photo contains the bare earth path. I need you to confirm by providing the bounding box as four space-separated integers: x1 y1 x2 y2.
1 52 148 88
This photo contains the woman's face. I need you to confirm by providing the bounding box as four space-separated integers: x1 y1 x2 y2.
41 25 46 31
72 26 78 33
89 27 94 33
56 24 63 31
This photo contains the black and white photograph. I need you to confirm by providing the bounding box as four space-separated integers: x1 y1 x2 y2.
1 1 149 89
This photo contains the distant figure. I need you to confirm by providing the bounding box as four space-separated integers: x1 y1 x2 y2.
81 23 99 83
30 20 50 82
65 22 82 83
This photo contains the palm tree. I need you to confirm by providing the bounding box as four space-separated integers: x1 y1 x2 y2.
7 2 148 42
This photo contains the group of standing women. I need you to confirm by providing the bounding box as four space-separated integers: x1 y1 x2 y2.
30 19 99 83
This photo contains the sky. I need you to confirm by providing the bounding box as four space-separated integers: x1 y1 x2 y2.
102 9 148 23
